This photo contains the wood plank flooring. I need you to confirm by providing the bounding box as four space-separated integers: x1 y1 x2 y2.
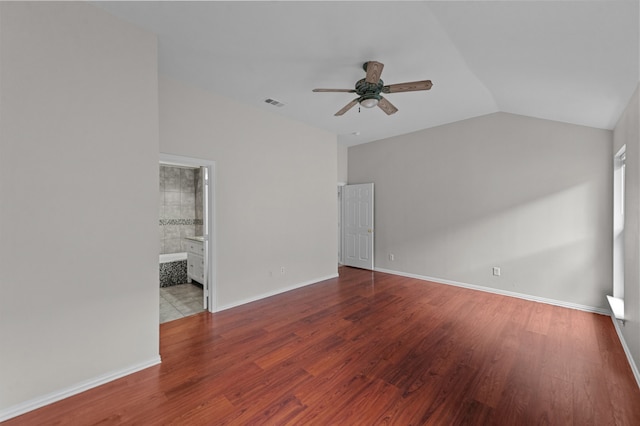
6 267 640 425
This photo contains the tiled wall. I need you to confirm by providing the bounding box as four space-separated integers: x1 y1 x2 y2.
159 165 203 254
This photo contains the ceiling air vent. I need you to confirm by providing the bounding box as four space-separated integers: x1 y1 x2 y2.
264 98 285 108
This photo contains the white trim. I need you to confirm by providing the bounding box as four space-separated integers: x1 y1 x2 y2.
0 356 161 422
609 314 640 389
606 295 625 321
216 274 339 312
159 153 217 313
338 185 343 265
374 267 609 315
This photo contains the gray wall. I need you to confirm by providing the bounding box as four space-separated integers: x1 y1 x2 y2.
160 76 338 310
0 2 338 418
338 143 348 184
349 112 612 310
0 2 159 416
613 86 640 371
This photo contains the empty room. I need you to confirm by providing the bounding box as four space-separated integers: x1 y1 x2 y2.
1 1 640 424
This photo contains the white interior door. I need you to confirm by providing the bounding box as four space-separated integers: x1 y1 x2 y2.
343 183 374 270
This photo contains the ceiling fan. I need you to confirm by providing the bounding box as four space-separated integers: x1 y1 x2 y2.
313 61 433 116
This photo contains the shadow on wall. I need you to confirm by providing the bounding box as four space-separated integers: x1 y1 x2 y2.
381 179 611 309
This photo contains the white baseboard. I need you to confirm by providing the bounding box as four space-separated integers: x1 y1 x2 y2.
609 314 640 389
374 267 609 315
0 356 161 422
214 273 339 312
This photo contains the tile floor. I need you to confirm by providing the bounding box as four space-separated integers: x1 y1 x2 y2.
160 283 205 323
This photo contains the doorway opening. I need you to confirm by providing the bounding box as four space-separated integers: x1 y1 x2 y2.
159 153 216 322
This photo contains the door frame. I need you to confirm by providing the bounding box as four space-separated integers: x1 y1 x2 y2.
160 153 217 312
338 182 346 265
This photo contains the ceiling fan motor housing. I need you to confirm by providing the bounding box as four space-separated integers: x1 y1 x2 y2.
355 78 384 98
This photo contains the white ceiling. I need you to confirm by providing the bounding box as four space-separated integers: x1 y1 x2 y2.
96 1 639 146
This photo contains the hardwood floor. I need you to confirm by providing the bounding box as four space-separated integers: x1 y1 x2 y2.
6 267 640 425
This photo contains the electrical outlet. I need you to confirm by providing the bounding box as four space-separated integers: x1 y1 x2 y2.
389 253 395 261
281 267 285 275
492 267 501 276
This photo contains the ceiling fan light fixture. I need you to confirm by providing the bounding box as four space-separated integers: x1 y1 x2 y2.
360 97 379 108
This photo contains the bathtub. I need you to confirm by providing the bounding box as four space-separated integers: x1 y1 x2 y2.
159 252 188 287
159 252 187 263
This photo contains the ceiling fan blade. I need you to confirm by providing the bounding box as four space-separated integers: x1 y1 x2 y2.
378 97 398 115
313 89 357 93
383 80 433 93
365 61 384 84
335 99 359 116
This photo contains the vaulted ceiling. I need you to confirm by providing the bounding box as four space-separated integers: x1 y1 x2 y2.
97 1 639 146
